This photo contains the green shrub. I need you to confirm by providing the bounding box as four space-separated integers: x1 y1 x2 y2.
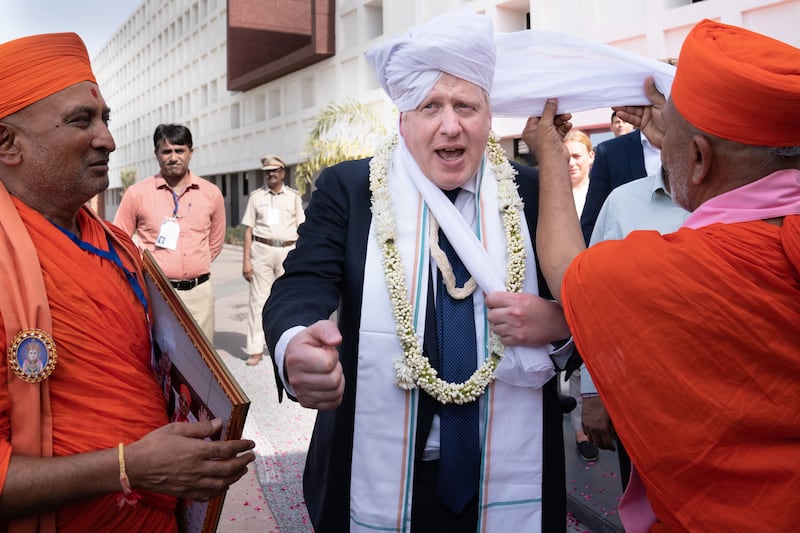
225 225 244 246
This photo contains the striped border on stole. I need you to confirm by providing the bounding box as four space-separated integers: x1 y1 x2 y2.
474 173 545 532
350 189 428 532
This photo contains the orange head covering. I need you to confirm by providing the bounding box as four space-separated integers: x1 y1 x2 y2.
0 32 96 119
671 19 800 147
179 384 191 404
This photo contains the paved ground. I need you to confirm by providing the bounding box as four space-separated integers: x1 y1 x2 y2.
211 245 313 532
208 244 617 532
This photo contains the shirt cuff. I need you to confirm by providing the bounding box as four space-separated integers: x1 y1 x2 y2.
580 365 599 395
548 336 574 371
274 325 306 398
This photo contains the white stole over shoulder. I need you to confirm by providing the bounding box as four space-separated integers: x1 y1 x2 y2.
350 139 552 532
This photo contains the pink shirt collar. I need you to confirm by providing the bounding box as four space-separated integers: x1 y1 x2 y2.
683 169 800 229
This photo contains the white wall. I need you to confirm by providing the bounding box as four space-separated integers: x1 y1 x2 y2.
95 0 800 215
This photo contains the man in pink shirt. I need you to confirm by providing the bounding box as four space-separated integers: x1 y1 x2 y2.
114 124 225 341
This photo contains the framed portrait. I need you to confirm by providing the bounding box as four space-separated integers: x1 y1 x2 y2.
142 250 250 533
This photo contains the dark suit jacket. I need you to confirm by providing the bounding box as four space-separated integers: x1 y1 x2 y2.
264 158 568 532
580 129 647 244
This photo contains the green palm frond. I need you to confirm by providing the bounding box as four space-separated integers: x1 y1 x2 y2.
295 100 396 195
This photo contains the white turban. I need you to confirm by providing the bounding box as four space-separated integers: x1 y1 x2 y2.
366 12 676 117
366 11 495 112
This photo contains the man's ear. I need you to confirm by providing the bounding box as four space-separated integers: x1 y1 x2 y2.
690 133 712 186
0 122 22 166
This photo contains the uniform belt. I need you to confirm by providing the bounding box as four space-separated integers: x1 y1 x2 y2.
254 235 296 247
169 273 210 291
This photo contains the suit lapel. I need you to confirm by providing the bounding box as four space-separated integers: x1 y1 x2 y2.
625 131 647 178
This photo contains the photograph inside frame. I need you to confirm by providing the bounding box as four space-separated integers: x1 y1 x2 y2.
142 250 250 533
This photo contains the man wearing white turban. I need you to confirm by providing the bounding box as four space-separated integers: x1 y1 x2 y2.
265 11 576 532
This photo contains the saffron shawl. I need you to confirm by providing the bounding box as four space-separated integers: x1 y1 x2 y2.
350 140 548 531
0 184 176 531
0 182 55 533
562 211 800 531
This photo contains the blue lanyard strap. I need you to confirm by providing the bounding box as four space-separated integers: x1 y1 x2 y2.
53 224 149 313
171 189 180 217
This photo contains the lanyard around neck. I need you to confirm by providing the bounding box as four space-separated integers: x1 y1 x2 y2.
53 223 149 313
170 189 180 217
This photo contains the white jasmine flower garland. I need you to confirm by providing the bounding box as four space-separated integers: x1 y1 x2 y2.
369 131 526 404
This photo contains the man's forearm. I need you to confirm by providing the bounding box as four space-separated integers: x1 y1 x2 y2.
243 226 253 263
536 150 586 302
1 449 118 517
209 200 226 261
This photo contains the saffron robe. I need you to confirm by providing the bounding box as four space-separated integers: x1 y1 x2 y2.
562 217 800 531
0 199 177 531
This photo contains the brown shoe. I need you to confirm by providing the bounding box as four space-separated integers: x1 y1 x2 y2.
246 353 263 366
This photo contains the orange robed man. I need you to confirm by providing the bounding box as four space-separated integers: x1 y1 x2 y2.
0 33 255 531
522 20 800 533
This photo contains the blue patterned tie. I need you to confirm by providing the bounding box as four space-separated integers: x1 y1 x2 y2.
435 188 480 513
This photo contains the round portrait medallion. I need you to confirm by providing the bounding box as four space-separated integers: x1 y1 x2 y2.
8 329 57 383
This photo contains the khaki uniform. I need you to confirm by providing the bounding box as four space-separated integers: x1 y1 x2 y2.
241 186 304 355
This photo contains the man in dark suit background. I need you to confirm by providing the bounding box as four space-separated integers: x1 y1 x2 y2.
579 128 661 243
263 11 575 533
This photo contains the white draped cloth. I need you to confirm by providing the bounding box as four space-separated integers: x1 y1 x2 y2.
403 142 555 386
492 28 675 116
367 10 676 116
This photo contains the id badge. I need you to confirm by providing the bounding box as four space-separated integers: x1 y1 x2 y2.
266 207 281 225
156 217 180 250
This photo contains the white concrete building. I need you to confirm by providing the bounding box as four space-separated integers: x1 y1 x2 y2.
93 0 800 224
